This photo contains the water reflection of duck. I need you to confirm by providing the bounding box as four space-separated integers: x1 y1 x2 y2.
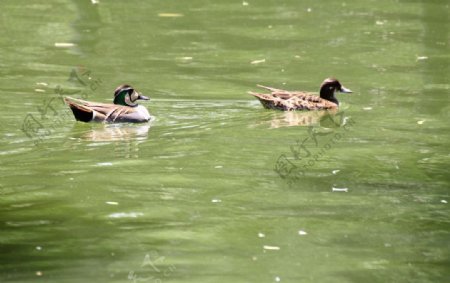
249 78 352 111
254 109 345 128
80 124 151 142
64 85 152 123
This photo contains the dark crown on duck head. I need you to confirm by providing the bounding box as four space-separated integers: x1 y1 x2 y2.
114 84 133 98
319 78 352 105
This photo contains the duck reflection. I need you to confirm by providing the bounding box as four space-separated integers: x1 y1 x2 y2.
81 123 150 141
72 123 151 158
258 109 346 129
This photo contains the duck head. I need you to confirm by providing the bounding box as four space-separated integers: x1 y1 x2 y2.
319 78 352 105
113 84 150 107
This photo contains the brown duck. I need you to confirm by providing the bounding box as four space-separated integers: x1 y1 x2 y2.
249 78 352 111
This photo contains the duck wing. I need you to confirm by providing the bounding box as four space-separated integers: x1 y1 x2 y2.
64 97 133 122
249 86 337 111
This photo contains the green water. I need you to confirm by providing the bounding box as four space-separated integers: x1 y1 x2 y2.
1 0 449 282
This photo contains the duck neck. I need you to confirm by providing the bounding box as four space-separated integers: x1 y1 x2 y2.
320 89 339 105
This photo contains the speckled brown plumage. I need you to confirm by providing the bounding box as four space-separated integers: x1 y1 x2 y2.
249 78 352 111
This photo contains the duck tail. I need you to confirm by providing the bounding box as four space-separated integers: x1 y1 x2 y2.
249 91 283 110
64 97 94 122
257 85 285 92
248 91 275 101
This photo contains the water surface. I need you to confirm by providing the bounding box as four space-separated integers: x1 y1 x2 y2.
0 0 449 282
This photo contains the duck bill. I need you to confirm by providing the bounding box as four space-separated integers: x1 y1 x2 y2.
340 86 352 93
137 95 150 101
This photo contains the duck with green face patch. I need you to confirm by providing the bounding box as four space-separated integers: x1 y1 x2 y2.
64 84 152 123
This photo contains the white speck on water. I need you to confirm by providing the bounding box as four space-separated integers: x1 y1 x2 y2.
441 200 447 204
294 55 301 59
69 177 74 181
242 1 249 6
268 25 272 29
307 8 312 12
258 232 265 238
211 199 222 203
36 246 42 251
36 271 43 276
251 59 266 64
158 13 184 18
416 56 428 61
332 170 340 175
177 56 193 61
332 187 348 193
375 20 385 25
363 107 373 110
34 89 46 93
214 165 223 169
91 0 99 4
54 42 76 48
36 82 48 86
95 162 113 166
108 212 143 218
298 230 308 236
417 120 425 125
275 276 281 282
263 245 280 251
106 201 119 205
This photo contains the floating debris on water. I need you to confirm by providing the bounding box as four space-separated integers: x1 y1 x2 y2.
211 199 222 203
251 59 266 65
36 246 42 251
54 42 76 48
214 165 223 169
158 13 184 18
36 82 48 86
242 1 249 6
416 56 428 61
108 212 143 218
258 232 265 238
332 187 348 192
298 230 307 236
177 56 193 61
307 8 312 12
263 245 280 251
91 0 99 4
363 107 373 110
95 162 113 167
417 120 425 125
275 276 281 282
332 170 340 175
34 89 46 93
106 201 119 205
36 271 43 276
441 200 447 204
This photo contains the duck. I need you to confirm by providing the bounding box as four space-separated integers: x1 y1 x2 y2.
249 78 352 111
64 84 152 123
